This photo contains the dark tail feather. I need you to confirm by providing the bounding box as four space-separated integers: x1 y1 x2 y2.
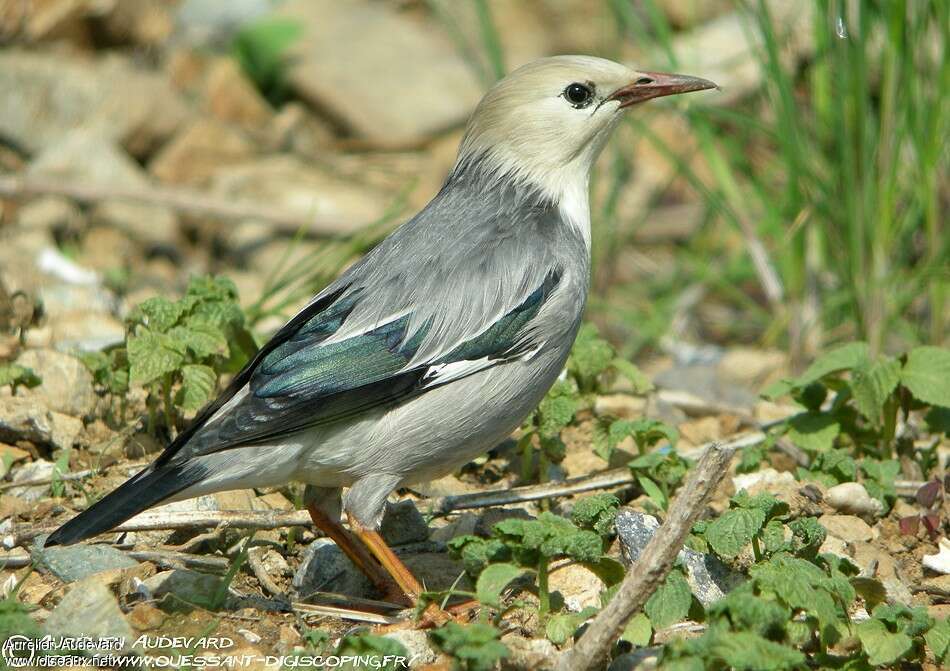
45 463 203 547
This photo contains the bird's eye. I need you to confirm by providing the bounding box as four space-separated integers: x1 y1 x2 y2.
563 82 594 108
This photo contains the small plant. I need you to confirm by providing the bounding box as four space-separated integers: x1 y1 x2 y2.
517 323 652 483
691 491 824 563
0 363 40 390
447 493 623 645
80 276 257 436
231 17 303 106
898 477 948 539
626 448 689 511
429 622 509 671
335 632 408 671
764 343 950 459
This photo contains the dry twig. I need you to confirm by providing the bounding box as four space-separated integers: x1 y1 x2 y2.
556 443 735 671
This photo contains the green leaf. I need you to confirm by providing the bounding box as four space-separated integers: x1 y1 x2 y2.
901 346 950 407
924 618 950 665
570 493 619 537
446 536 509 577
611 357 654 394
638 476 667 509
176 364 217 413
336 632 407 667
127 296 184 332
644 569 691 629
127 327 185 385
856 618 912 666
536 381 577 438
761 519 787 555
168 322 229 359
568 323 615 383
798 342 870 386
545 613 582 646
429 622 508 671
704 508 766 559
580 556 626 587
621 612 652 647
0 364 41 389
787 412 840 451
474 563 523 608
850 356 901 422
701 630 806 670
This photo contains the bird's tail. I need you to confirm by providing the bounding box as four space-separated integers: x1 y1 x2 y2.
45 463 203 547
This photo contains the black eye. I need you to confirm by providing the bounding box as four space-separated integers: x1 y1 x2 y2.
563 82 593 107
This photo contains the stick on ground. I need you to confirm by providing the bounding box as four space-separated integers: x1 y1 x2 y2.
556 443 735 671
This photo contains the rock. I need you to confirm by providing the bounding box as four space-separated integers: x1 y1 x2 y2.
277 0 482 144
475 508 535 537
500 635 558 671
11 0 92 43
260 549 291 577
173 0 278 48
825 482 883 518
204 58 273 130
14 349 96 416
379 500 430 546
923 538 950 575
7 459 55 502
0 493 30 519
293 537 373 598
210 155 391 236
128 602 166 631
732 468 797 492
0 50 189 157
97 0 174 47
49 311 125 352
91 200 180 249
44 578 134 646
616 509 742 607
29 128 146 186
430 512 479 544
818 514 876 543
548 562 603 611
142 569 240 611
717 348 787 388
608 650 659 671
33 543 139 583
16 196 84 236
382 629 437 666
149 117 256 186
0 397 82 450
654 364 757 409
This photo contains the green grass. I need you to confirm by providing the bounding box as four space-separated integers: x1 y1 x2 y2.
432 0 948 362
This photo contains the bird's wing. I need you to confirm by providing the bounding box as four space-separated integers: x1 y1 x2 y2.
158 269 561 465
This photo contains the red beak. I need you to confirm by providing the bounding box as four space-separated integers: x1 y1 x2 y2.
607 71 718 108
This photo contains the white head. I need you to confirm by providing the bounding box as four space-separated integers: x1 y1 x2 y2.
455 55 716 236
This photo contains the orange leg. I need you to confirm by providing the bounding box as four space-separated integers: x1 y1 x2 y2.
306 503 409 606
349 515 480 628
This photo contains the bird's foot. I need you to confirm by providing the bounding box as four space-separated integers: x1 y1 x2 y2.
375 599 481 632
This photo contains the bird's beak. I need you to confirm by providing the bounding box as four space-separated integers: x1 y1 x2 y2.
607 71 718 108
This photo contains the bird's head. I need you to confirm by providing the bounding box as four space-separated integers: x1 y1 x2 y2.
455 55 716 201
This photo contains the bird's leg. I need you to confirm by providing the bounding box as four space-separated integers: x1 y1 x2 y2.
348 514 479 628
348 517 426 602
306 503 410 606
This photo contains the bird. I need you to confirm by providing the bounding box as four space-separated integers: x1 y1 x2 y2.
46 55 716 612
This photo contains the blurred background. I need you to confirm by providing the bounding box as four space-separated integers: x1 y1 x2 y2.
0 0 946 379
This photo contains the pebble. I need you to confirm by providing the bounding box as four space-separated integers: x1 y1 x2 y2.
33 543 139 583
44 578 134 646
616 508 742 607
825 482 883 518
923 538 950 575
817 514 876 543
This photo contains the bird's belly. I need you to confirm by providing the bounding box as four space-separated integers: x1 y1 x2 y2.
294 347 568 486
